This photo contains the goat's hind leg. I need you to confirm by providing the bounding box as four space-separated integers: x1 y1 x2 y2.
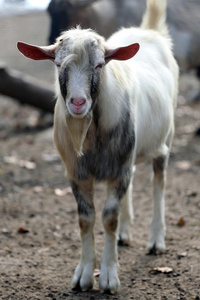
147 153 169 254
118 170 134 245
71 180 96 291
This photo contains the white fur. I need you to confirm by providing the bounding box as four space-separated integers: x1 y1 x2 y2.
71 229 96 291
99 231 120 294
53 0 179 294
118 180 134 244
147 172 166 251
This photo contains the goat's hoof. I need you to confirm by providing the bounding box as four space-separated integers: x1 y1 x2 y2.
100 288 116 295
118 237 131 247
118 231 132 247
99 265 120 294
71 281 93 292
147 244 169 255
71 263 94 292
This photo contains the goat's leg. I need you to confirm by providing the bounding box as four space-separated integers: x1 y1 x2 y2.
118 174 134 245
71 180 96 291
99 173 131 294
147 155 168 254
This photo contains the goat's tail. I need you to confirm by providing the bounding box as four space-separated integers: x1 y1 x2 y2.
141 0 168 37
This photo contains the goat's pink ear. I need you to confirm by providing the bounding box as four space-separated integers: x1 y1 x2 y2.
17 42 56 61
105 43 140 62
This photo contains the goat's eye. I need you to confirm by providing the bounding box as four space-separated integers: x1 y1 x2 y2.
55 62 61 69
95 63 103 70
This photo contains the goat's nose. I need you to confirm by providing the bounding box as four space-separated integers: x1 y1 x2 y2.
70 97 86 107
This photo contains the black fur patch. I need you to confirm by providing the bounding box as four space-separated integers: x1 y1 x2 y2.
71 181 94 216
115 166 132 199
59 68 68 100
153 156 166 174
103 207 119 219
76 110 135 182
90 71 100 100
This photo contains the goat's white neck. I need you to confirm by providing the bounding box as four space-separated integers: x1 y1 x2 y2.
98 63 130 131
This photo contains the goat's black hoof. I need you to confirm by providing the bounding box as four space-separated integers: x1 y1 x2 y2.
146 245 169 255
118 238 131 247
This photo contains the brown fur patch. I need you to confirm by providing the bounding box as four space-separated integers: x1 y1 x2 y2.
66 113 92 157
79 218 92 234
103 215 118 234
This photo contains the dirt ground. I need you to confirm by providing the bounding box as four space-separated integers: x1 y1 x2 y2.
0 11 200 300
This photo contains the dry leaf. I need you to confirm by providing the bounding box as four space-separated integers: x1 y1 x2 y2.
4 247 12 253
54 187 72 196
177 252 187 258
4 156 36 170
17 227 29 234
53 232 62 238
33 186 44 193
93 269 100 277
177 217 185 227
149 267 173 274
2 228 10 235
19 160 36 169
38 248 49 254
175 161 191 171
4 156 18 164
192 245 200 250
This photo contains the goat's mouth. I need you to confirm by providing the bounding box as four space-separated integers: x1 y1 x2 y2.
67 97 90 118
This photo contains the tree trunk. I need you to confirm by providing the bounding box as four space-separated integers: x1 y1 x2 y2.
0 63 55 113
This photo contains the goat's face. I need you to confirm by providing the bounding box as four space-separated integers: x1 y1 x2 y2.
55 30 105 119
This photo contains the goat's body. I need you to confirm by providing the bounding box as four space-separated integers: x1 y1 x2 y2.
18 0 179 294
55 25 178 178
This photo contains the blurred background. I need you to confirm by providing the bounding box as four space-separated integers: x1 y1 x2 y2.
0 0 200 115
0 1 200 299
0 0 50 17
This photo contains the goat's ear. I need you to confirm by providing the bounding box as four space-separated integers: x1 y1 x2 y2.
17 42 56 61
105 43 140 62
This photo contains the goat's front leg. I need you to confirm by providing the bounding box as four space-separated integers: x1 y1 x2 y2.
71 180 96 291
99 174 131 294
147 155 168 254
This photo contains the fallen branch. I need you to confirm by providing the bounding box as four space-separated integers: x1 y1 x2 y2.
0 63 55 113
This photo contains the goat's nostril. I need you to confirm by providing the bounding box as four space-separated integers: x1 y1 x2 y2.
71 97 86 107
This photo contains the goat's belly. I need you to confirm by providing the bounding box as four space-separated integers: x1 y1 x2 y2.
135 142 169 164
135 106 173 162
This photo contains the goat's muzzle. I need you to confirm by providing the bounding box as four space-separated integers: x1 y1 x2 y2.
69 97 87 116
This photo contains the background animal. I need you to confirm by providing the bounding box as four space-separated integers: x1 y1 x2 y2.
48 0 200 77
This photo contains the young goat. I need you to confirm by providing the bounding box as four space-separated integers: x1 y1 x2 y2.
17 0 179 294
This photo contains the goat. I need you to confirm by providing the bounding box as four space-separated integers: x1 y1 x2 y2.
17 0 179 294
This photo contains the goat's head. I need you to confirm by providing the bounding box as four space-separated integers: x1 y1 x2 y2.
54 29 107 119
18 28 139 117
17 28 139 155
